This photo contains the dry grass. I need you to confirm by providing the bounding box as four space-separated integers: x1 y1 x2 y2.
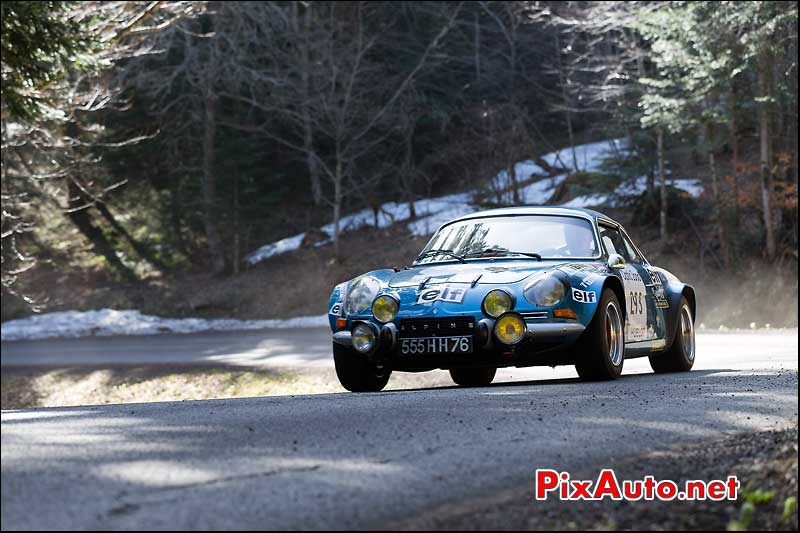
0 366 339 409
0 365 458 409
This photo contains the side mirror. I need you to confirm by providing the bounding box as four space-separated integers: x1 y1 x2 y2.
607 253 626 269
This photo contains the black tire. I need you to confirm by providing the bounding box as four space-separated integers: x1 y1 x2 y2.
574 288 625 381
333 343 391 392
449 367 497 387
649 296 695 373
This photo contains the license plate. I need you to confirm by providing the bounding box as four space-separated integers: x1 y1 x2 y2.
400 336 473 355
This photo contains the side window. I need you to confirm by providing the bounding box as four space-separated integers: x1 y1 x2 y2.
620 232 642 264
598 225 632 262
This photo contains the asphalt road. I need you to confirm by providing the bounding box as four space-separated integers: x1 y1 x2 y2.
1 327 796 374
1 329 798 530
0 328 334 368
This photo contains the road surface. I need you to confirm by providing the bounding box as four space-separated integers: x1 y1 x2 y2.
2 327 796 373
1 328 334 368
1 329 798 529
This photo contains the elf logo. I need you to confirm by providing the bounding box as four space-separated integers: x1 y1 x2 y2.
571 288 597 303
417 285 467 305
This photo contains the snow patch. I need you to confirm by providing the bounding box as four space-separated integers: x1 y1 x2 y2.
562 176 704 209
491 160 547 191
542 138 629 172
518 174 568 204
245 137 703 263
560 193 610 209
1 309 329 341
405 193 474 237
247 233 307 264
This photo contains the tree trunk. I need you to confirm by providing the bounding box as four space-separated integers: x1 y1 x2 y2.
555 31 578 172
168 183 188 257
730 83 740 226
473 12 480 82
232 171 240 275
404 125 416 219
66 179 137 282
203 93 227 275
333 150 343 261
758 53 776 259
507 160 520 204
657 127 667 242
301 3 322 205
95 200 168 273
706 122 730 269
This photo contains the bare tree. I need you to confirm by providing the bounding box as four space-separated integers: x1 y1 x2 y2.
223 2 463 259
2 1 204 291
119 2 267 274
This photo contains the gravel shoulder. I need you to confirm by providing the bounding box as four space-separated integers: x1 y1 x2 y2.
392 426 799 531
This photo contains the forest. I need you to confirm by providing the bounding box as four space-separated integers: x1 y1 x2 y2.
1 1 798 325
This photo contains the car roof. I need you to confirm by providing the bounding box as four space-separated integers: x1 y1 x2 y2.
446 206 623 228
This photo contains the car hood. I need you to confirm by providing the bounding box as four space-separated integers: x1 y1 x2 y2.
388 260 564 288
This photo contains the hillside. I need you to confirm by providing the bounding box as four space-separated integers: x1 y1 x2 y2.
3 138 797 333
2 1 797 333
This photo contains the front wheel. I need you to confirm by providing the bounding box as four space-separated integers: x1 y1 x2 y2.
649 297 695 373
449 367 496 387
575 288 625 381
333 343 391 392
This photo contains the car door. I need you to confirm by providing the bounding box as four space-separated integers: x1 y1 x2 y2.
619 229 668 342
598 224 665 343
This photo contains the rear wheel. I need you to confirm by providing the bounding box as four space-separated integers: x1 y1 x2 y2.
649 297 695 373
449 367 496 387
333 343 391 392
575 289 625 381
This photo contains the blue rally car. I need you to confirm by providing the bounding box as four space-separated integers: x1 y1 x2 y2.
327 207 696 392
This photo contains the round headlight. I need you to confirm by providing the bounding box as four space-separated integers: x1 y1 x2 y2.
352 322 377 354
524 274 566 307
483 289 513 318
345 276 381 315
494 313 526 345
372 295 399 323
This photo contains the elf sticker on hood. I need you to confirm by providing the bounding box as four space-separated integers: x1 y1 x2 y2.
416 285 467 305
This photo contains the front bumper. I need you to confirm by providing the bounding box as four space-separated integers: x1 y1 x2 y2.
332 319 585 369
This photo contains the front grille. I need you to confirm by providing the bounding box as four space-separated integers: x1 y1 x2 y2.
398 317 475 338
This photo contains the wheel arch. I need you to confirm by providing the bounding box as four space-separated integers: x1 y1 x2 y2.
601 275 626 319
662 283 696 352
681 285 697 323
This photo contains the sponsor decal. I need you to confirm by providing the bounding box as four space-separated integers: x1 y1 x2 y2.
620 266 648 342
646 268 670 309
329 303 342 315
560 263 597 276
416 285 467 305
571 287 597 304
335 283 347 301
567 263 597 271
579 272 602 289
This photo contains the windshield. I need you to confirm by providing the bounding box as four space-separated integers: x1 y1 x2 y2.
415 215 598 264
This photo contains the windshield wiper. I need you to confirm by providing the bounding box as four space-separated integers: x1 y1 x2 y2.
463 248 542 261
414 248 466 263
